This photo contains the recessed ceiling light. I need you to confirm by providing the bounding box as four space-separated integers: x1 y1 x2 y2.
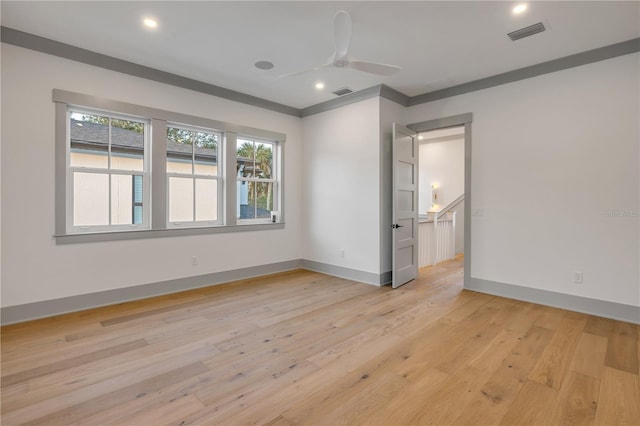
315 82 325 90
143 18 158 29
418 135 423 140
512 4 527 14
254 61 274 70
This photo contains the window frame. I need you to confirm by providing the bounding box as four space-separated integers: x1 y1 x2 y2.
66 107 151 234
54 89 286 244
236 137 280 224
166 123 224 228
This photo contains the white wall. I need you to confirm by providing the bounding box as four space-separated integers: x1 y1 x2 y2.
405 53 640 306
418 136 464 214
2 42 638 314
0 44 303 307
302 97 382 276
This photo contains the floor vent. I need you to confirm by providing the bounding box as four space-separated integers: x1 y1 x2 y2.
508 22 546 41
332 87 353 96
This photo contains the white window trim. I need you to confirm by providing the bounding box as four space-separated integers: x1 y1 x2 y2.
66 108 151 234
236 138 280 224
53 89 286 244
166 123 224 228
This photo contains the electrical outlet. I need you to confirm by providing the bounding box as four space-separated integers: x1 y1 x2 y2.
192 256 198 266
573 271 583 284
339 249 345 258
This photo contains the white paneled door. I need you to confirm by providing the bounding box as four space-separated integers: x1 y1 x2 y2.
392 124 418 288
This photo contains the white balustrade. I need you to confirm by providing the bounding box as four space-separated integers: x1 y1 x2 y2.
418 211 456 268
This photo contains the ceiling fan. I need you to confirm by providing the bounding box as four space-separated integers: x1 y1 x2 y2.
280 10 402 78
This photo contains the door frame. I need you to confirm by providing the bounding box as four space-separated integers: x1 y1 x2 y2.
406 113 472 287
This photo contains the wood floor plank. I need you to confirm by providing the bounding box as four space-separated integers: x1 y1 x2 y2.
532 306 566 330
29 362 208 426
452 325 556 425
584 316 616 338
440 290 493 322
295 371 409 426
611 320 638 340
387 365 492 426
3 362 209 425
571 332 609 379
605 334 639 374
594 366 640 425
100 295 242 326
1 338 219 414
77 392 206 425
467 329 524 374
1 339 148 388
499 379 558 425
1 325 160 373
264 415 296 426
547 372 600 426
528 315 586 389
353 367 451 426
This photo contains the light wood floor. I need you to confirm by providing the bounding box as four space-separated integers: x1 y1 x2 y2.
1 257 639 425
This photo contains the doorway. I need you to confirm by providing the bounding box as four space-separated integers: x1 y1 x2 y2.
416 125 465 269
407 113 472 287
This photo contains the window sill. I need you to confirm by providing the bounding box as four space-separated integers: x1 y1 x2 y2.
54 222 285 244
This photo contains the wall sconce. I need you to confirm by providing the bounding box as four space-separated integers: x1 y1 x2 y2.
431 184 440 206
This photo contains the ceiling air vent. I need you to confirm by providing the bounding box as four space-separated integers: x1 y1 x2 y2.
508 22 546 41
332 87 353 96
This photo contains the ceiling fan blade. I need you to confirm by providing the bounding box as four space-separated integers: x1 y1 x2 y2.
278 62 331 79
349 60 402 76
333 10 352 60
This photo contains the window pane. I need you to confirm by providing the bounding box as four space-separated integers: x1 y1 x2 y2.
70 113 108 169
131 175 143 225
255 142 273 179
133 174 144 224
110 119 145 171
256 181 273 218
111 174 133 225
73 172 109 226
169 177 193 222
237 180 254 219
195 179 217 221
194 132 218 176
237 181 274 220
167 127 193 174
237 139 255 178
133 206 143 225
133 175 143 204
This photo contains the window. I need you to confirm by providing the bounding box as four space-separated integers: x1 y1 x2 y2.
68 110 149 231
55 89 285 242
167 125 222 225
237 138 277 222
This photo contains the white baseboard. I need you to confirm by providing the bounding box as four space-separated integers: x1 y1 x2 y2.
3 261 637 325
301 259 390 286
466 277 639 325
1 259 302 325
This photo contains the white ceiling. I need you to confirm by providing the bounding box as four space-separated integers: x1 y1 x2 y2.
2 1 639 109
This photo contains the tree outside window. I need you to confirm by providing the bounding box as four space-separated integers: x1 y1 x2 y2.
237 139 275 220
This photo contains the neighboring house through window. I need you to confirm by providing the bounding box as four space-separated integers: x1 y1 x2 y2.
69 111 149 231
167 125 222 226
